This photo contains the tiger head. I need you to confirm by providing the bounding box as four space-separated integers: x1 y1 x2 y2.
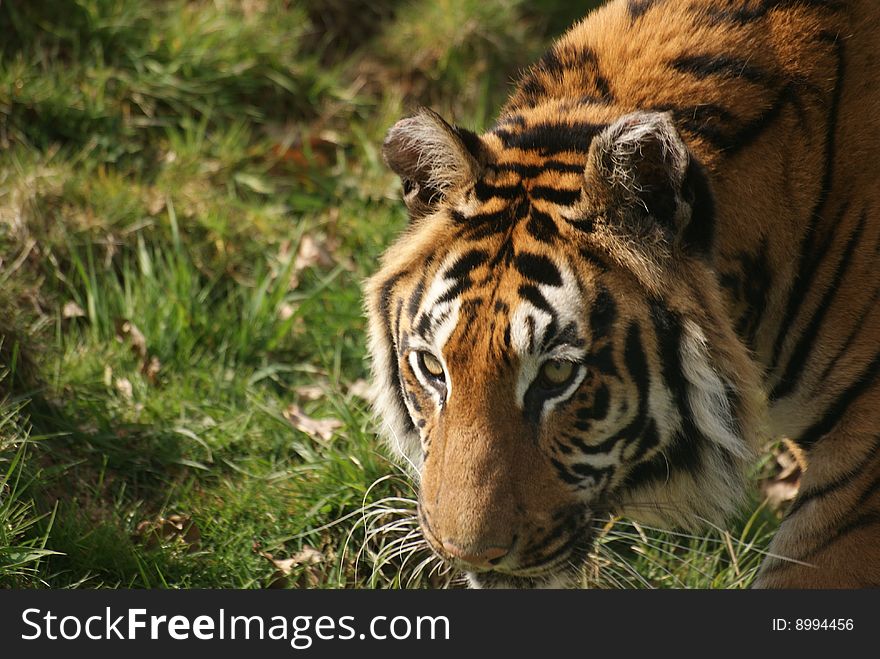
365 107 765 588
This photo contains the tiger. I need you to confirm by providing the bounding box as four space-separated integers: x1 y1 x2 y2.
365 0 880 588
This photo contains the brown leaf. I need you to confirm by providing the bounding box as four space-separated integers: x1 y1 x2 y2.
114 377 133 401
294 234 337 272
347 379 374 402
282 404 343 442
115 318 147 361
62 301 86 319
257 545 325 589
291 546 324 566
141 355 161 384
295 384 325 402
145 189 166 216
270 135 337 171
133 514 201 552
278 302 296 321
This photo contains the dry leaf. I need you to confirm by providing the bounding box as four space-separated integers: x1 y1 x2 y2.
269 134 337 172
295 384 325 401
141 355 161 384
282 404 342 441
114 377 133 401
62 301 86 319
278 302 296 321
295 234 336 271
133 514 200 552
278 233 339 289
347 379 374 402
146 190 167 216
257 545 325 589
115 318 147 361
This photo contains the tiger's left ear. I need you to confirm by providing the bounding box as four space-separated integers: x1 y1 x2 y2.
584 111 715 254
383 108 487 220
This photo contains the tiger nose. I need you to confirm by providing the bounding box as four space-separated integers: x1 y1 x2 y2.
441 540 511 569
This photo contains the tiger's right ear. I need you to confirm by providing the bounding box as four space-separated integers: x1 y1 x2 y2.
383 109 487 219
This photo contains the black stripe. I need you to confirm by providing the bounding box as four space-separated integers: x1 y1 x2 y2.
771 208 867 401
474 180 522 201
649 104 737 152
551 458 582 485
700 0 844 26
578 247 613 272
786 434 880 518
852 472 880 510
518 284 554 315
530 185 581 206
586 344 617 378
494 122 604 155
628 0 657 21
670 53 775 86
378 272 415 434
436 278 471 306
796 352 880 450
570 462 614 482
444 249 489 281
818 283 880 382
454 126 485 162
544 321 583 352
566 213 599 234
519 75 546 101
577 384 611 422
514 252 563 287
590 286 617 340
680 156 716 255
492 160 585 178
625 303 708 489
784 511 880 572
520 512 584 568
455 209 509 238
718 84 802 156
535 48 564 76
729 241 772 349
526 209 560 243
594 74 612 102
407 279 426 321
770 202 849 370
630 418 661 463
538 44 600 76
769 34 845 369
575 324 648 457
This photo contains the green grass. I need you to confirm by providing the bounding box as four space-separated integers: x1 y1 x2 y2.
0 0 781 589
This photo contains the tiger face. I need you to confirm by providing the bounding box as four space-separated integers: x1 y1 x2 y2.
366 108 765 588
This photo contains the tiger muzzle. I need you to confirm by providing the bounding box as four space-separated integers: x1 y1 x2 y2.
418 398 574 574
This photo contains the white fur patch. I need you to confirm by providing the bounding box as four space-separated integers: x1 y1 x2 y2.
367 312 423 474
511 259 587 418
680 320 750 460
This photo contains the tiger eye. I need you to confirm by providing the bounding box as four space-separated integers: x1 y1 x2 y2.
540 360 575 387
420 352 445 379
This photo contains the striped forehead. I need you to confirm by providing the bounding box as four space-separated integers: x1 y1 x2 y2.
411 246 587 357
410 251 470 348
509 254 585 357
